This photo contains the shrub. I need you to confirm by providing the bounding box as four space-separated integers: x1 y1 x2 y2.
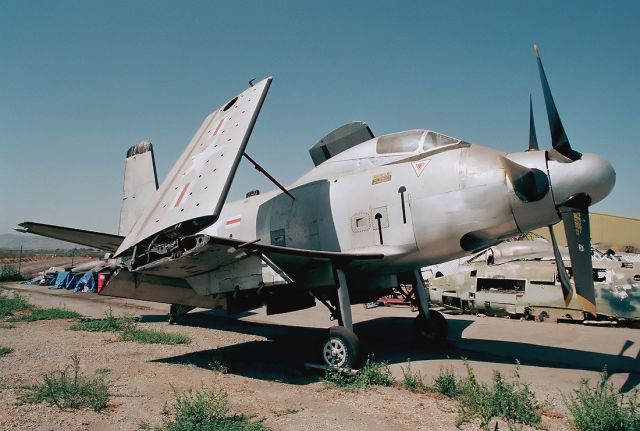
566 369 640 431
0 345 13 356
156 386 270 431
324 357 394 391
20 354 109 411
0 264 23 282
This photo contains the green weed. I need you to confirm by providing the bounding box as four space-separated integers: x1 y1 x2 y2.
400 360 428 393
566 369 640 431
70 309 135 332
0 292 31 318
1 292 80 322
0 264 23 282
20 354 109 412
8 307 81 322
430 366 459 398
119 320 190 345
155 386 270 431
0 346 13 356
323 357 394 391
71 309 190 345
455 363 541 430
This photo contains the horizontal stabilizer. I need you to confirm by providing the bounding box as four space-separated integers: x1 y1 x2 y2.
15 222 124 251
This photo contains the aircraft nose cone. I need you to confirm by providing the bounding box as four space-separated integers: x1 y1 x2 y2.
548 153 616 207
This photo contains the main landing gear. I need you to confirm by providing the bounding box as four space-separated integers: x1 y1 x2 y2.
317 269 448 369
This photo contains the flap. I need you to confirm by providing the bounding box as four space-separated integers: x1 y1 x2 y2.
115 78 272 257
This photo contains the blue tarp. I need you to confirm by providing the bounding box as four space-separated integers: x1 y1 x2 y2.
50 272 79 290
75 271 96 293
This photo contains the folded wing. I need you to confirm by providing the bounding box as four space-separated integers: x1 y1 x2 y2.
115 78 272 257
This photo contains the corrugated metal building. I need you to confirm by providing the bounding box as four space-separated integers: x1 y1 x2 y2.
533 212 640 251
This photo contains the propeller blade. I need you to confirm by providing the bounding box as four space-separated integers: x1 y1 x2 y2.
528 95 539 151
533 44 581 160
560 206 596 317
548 225 573 306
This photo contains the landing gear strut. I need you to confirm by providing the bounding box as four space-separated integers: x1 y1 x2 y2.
168 304 194 325
411 269 448 346
319 269 360 369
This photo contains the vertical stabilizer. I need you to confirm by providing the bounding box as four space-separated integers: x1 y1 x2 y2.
119 141 159 236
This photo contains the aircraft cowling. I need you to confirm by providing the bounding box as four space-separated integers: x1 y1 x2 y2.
410 145 520 264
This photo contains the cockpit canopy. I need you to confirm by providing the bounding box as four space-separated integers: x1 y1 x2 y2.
376 130 460 154
309 122 462 166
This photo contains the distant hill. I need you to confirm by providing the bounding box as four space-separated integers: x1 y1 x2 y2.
0 233 83 250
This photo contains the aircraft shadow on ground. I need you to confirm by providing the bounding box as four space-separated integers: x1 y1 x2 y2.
150 311 640 390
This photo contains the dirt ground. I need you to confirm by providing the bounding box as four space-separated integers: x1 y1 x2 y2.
1 282 639 431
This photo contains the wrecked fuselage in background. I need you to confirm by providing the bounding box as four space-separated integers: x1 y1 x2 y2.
425 240 640 321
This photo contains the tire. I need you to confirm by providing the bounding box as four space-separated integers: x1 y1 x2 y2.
413 310 448 346
321 326 360 369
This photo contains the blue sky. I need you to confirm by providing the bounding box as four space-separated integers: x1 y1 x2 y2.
1 0 638 235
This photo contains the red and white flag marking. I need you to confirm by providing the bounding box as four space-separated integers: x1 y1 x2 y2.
225 215 242 228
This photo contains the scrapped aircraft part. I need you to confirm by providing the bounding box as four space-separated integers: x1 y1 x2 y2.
119 141 159 236
413 310 448 346
16 222 124 252
561 207 597 316
309 121 374 167
115 78 272 257
322 326 360 369
500 157 549 202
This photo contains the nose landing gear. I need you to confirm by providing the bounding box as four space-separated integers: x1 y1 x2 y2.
316 268 448 370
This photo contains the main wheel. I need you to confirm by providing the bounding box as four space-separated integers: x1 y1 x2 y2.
321 326 360 369
413 310 448 346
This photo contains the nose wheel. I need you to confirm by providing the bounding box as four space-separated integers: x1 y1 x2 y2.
321 326 360 369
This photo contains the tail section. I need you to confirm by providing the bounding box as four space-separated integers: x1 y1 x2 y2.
118 141 159 236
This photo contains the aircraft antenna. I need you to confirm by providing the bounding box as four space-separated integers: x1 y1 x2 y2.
242 152 295 200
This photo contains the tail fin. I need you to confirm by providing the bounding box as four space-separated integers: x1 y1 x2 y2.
118 141 159 236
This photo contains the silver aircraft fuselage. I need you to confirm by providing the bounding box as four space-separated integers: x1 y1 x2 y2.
202 129 613 294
